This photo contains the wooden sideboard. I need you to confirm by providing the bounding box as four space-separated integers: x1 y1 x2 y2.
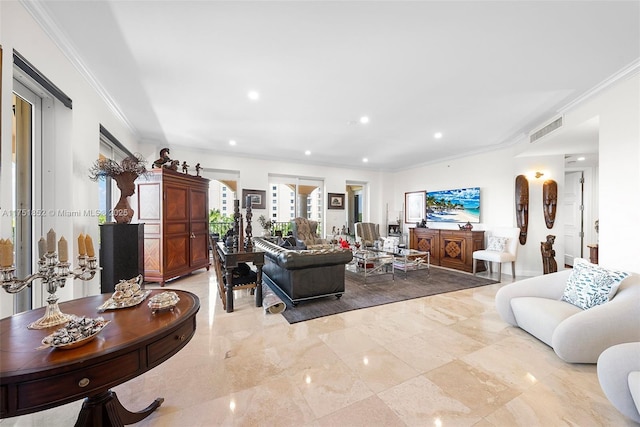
134 169 210 285
409 228 486 273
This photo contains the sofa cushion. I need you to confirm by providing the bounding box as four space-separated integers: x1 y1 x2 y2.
510 297 581 346
486 236 508 252
561 260 630 310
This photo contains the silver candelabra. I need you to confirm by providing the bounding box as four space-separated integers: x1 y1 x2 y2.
1 253 98 329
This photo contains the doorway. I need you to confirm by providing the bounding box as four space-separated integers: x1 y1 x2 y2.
564 163 597 266
346 182 367 235
12 81 40 312
563 171 584 266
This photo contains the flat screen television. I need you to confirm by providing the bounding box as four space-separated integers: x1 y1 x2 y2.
426 187 480 223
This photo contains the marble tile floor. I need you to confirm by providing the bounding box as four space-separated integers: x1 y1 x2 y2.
1 268 635 427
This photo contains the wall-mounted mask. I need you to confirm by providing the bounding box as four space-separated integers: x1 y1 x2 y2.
515 175 529 245
543 180 558 229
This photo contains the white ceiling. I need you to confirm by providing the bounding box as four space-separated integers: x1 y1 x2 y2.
27 1 639 171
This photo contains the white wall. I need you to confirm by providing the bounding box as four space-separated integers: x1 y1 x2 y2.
589 75 639 271
138 143 386 235
390 146 564 276
388 68 640 276
1 2 140 318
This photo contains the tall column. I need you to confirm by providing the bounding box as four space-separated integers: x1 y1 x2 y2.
297 194 309 218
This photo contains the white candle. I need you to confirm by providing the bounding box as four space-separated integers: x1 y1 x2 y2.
1 239 13 268
85 235 95 257
38 237 46 260
46 229 56 254
77 233 86 256
0 239 6 267
58 237 68 262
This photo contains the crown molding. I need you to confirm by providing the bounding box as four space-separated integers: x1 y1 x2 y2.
20 0 138 135
558 58 640 114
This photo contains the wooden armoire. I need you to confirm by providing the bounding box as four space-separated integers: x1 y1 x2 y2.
134 168 210 285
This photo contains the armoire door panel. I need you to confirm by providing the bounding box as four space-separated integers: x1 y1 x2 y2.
137 183 161 220
190 234 209 267
165 236 188 271
189 189 207 220
165 186 188 220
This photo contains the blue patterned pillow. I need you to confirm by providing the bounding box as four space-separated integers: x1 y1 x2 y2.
562 261 629 310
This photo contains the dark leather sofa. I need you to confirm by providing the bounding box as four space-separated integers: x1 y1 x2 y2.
253 237 353 305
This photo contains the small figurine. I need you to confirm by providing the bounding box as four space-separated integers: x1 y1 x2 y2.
153 148 172 168
541 235 558 274
195 163 202 177
168 159 179 171
181 161 189 174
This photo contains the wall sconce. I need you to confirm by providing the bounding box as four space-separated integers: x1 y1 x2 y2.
535 171 544 179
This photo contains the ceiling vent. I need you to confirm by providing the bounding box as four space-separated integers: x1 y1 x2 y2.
530 116 563 143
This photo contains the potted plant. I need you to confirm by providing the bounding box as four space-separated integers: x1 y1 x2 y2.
89 154 147 224
257 215 273 237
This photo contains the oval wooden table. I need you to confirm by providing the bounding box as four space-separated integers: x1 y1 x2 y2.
0 289 200 426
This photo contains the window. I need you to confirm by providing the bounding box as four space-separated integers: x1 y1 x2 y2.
199 169 239 235
10 51 70 315
268 174 324 232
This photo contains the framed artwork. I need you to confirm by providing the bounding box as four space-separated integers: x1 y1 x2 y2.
327 193 345 210
241 189 266 209
405 191 426 223
427 187 481 223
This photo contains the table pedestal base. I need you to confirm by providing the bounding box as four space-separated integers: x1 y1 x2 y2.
74 390 164 427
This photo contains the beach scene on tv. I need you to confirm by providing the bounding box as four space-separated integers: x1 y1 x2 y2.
426 187 480 223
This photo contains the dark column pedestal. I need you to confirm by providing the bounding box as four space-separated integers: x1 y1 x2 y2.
99 223 144 293
588 244 599 264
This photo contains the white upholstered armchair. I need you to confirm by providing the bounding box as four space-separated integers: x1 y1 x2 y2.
472 227 519 281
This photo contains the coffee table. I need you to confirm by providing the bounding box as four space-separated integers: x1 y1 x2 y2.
390 248 430 278
351 250 395 283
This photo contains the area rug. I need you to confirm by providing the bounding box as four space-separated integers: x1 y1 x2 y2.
262 283 286 314
273 267 499 324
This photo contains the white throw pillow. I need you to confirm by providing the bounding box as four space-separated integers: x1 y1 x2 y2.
486 236 508 252
561 260 629 310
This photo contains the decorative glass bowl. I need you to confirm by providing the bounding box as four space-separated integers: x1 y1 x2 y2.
148 291 180 314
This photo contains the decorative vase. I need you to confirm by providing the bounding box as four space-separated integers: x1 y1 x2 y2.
112 172 137 224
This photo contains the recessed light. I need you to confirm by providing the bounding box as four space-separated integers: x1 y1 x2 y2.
434 132 443 139
305 150 311 156
359 116 370 124
362 158 369 163
577 156 585 161
229 140 237 146
247 90 260 101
